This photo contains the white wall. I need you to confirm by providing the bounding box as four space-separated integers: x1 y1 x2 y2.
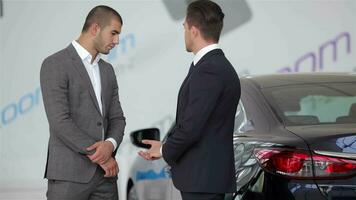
0 0 355 199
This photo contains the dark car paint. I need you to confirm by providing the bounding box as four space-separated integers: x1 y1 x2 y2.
234 74 356 200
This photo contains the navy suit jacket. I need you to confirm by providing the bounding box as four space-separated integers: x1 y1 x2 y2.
162 49 241 193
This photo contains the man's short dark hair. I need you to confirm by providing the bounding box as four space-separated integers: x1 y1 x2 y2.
82 5 123 32
186 0 224 42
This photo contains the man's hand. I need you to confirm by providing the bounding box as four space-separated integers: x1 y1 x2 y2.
138 140 162 161
100 157 119 177
87 141 114 165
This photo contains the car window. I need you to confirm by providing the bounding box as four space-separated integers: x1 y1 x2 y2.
263 83 356 125
234 102 250 134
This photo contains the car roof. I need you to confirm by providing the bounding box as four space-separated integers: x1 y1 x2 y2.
241 73 356 89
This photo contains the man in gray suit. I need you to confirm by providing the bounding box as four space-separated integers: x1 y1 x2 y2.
40 5 125 200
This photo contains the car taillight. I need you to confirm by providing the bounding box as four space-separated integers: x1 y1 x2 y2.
254 148 356 179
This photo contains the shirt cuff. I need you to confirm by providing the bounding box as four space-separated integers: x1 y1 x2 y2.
105 138 117 152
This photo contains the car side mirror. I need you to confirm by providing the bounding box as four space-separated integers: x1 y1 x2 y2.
130 128 160 149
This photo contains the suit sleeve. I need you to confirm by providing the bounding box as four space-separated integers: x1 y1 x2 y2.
40 57 96 155
162 66 223 166
105 65 126 155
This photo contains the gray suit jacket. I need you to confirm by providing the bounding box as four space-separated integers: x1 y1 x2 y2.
40 44 126 183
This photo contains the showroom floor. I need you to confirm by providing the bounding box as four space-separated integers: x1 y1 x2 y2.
0 187 46 200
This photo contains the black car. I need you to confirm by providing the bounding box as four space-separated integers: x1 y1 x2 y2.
127 73 356 200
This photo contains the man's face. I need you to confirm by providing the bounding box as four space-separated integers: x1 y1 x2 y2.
183 20 193 52
94 18 122 55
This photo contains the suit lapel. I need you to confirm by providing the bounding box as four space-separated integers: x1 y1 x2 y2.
175 62 195 124
66 44 102 116
178 62 195 96
99 60 107 118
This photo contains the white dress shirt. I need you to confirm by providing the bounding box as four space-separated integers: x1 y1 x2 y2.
72 40 117 151
160 43 220 156
193 43 219 65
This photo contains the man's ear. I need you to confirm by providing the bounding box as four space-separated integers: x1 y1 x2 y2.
191 25 199 38
89 23 101 36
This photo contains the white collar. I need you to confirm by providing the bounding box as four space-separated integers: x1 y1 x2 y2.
72 40 101 65
193 43 219 65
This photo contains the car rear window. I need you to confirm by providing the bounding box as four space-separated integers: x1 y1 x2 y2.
262 83 356 125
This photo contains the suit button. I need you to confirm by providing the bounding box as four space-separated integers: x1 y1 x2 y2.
97 122 102 126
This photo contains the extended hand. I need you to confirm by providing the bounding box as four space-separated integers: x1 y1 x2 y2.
87 141 114 165
100 157 119 177
138 140 162 161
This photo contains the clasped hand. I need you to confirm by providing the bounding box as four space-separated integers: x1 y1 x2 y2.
87 141 118 177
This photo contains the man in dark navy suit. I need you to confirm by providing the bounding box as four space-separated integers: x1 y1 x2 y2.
139 1 241 199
